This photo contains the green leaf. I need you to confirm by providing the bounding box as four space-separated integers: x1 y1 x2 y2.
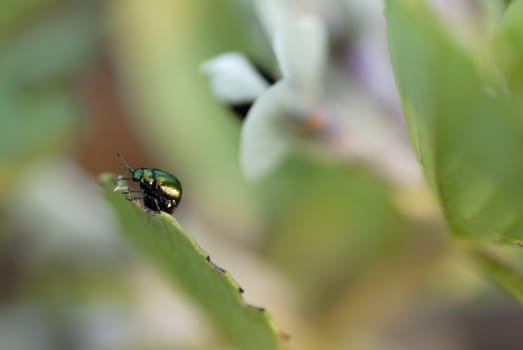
386 0 523 243
474 249 523 303
100 174 285 350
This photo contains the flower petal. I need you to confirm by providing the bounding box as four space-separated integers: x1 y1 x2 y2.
200 52 270 104
254 0 293 41
240 80 301 180
273 14 327 103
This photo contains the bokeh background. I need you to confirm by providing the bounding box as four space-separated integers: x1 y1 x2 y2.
1 0 523 349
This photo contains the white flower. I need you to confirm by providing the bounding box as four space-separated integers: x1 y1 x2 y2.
202 0 421 184
202 12 328 180
200 52 270 105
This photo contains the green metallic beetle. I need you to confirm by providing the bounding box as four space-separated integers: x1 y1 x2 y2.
114 153 182 214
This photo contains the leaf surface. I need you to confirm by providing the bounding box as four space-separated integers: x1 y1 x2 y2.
100 174 284 350
386 0 523 243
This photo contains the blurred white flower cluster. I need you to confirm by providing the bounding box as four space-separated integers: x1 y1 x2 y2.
202 0 421 184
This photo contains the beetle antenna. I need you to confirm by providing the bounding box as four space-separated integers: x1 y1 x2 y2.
116 152 132 170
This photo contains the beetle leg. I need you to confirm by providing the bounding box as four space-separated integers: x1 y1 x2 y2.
121 189 142 195
143 195 162 212
114 183 131 193
124 196 144 202
123 192 144 200
113 170 131 183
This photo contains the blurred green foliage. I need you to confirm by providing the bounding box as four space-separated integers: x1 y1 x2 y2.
264 157 409 312
475 250 523 304
0 0 61 41
0 2 99 197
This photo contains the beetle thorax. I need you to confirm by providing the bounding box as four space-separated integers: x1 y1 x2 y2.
131 168 145 182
